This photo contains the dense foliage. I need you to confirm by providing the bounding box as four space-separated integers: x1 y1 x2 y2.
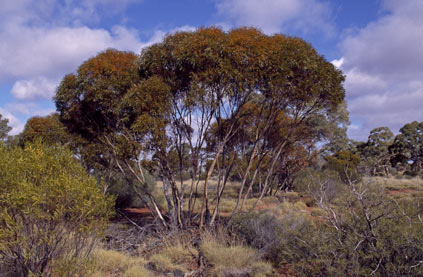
354 122 423 177
0 114 12 141
0 142 114 276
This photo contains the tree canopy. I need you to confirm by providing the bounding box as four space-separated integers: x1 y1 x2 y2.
0 113 12 141
357 127 394 176
390 121 423 172
55 27 347 228
20 113 71 146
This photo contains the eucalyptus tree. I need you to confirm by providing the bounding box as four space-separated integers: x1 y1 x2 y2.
55 49 170 226
55 27 347 229
0 113 12 141
138 27 346 226
233 34 347 211
138 27 274 227
358 127 394 176
390 121 423 172
20 113 71 146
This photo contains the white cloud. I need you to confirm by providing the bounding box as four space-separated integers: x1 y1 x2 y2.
331 57 344 69
0 0 146 102
0 24 196 101
0 0 195 101
0 0 195 136
11 77 58 100
0 25 143 81
0 0 142 27
343 68 388 97
0 24 145 100
0 108 25 136
337 0 423 140
215 0 334 35
4 103 36 116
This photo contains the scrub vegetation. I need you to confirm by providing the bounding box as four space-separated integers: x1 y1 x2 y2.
1 27 422 276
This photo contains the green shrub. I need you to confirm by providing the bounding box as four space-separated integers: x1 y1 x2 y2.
230 210 315 264
307 182 423 276
0 142 114 276
325 150 361 183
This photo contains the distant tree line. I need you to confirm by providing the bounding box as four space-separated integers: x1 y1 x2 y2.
326 122 423 179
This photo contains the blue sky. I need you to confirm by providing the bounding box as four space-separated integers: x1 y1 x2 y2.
0 0 422 141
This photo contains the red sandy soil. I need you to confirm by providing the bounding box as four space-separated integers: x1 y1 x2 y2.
124 207 154 218
387 189 417 195
277 264 295 276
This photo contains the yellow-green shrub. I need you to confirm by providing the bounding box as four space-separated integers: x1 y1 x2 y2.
0 142 114 276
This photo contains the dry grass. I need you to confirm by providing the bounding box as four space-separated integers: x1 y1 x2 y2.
89 241 197 276
310 207 326 217
293 201 308 211
364 176 423 191
90 175 423 276
280 200 307 212
148 253 184 273
284 191 300 198
89 249 151 277
261 196 280 205
148 242 197 273
216 198 237 213
124 265 152 277
200 232 273 276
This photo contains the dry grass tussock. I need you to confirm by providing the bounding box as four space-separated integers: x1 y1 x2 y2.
200 230 273 276
364 175 423 191
85 226 274 276
147 241 198 273
89 248 151 277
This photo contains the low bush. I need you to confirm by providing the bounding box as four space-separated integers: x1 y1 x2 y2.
230 209 316 265
0 142 114 276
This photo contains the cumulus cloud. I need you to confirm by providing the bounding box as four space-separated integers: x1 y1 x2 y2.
215 0 334 35
0 25 142 81
0 0 147 103
338 0 423 141
331 57 344 69
0 108 25 136
11 77 58 100
0 0 141 26
0 0 196 101
0 24 194 101
0 0 194 135
0 25 145 101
